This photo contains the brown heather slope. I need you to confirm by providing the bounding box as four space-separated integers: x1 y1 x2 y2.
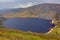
3 3 60 20
3 11 38 18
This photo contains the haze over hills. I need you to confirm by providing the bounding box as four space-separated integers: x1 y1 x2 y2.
1 3 60 20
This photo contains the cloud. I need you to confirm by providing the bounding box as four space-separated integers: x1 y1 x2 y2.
0 0 16 2
0 0 60 9
13 2 33 8
42 0 60 3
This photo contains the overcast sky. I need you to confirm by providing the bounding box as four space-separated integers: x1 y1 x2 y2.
0 0 60 9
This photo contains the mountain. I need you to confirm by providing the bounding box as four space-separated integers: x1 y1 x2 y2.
0 8 24 15
2 3 60 20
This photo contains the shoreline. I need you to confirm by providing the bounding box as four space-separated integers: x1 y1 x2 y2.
45 28 54 34
45 26 57 34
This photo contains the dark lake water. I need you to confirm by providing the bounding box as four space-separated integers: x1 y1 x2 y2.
3 18 55 33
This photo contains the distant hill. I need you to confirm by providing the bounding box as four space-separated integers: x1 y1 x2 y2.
2 3 60 20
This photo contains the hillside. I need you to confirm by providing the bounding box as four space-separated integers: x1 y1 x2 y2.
0 26 60 40
3 11 38 18
2 3 60 20
0 28 43 40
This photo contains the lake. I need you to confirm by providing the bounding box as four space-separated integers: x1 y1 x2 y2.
3 18 55 33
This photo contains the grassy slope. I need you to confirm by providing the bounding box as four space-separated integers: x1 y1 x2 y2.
41 26 60 40
0 28 44 40
0 27 60 40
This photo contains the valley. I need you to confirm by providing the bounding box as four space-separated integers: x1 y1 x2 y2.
0 3 60 40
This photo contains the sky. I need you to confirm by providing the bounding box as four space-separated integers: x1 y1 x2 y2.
0 0 60 9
